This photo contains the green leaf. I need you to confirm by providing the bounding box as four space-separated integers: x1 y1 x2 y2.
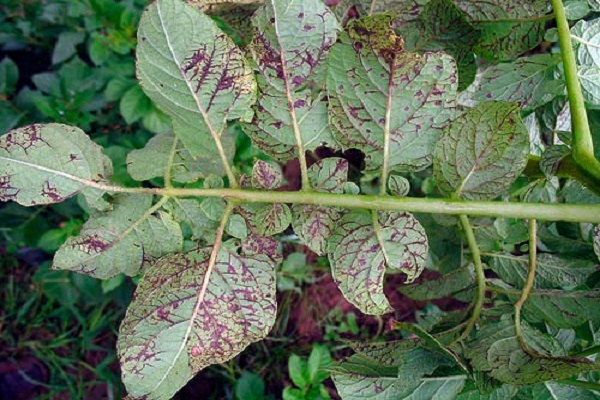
327 15 458 172
454 0 550 61
327 210 428 315
472 55 564 111
455 385 518 400
136 0 256 158
118 244 277 400
465 317 600 384
388 175 410 197
564 0 591 20
591 0 600 11
243 0 339 160
572 17 600 69
127 132 231 183
251 160 283 190
501 288 600 328
242 203 292 236
52 31 86 65
308 344 332 384
433 101 529 200
120 85 153 124
53 194 183 279
0 123 112 206
292 158 348 255
331 353 466 400
235 371 266 400
168 198 219 242
487 253 598 289
578 66 600 108
399 263 474 301
288 353 310 388
0 57 19 95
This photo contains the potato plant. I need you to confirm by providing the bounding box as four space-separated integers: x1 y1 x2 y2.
2 0 600 398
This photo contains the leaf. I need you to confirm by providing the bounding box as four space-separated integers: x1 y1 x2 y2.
472 55 564 111
136 0 256 159
53 194 183 279
564 0 591 20
487 252 598 289
52 31 86 65
327 15 458 172
292 158 348 255
594 225 600 262
118 243 277 400
454 0 550 61
433 101 529 200
288 354 310 388
578 66 600 108
243 0 339 160
120 85 153 124
399 263 474 301
251 160 283 190
572 17 600 68
455 386 518 400
0 57 19 95
465 317 600 385
127 132 232 183
327 210 428 315
502 288 600 328
0 123 112 206
388 175 410 197
540 382 599 400
168 198 219 242
241 203 292 236
235 371 266 400
331 353 466 400
308 344 332 383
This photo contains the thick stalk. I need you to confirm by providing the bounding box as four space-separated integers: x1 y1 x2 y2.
552 0 600 182
454 214 486 343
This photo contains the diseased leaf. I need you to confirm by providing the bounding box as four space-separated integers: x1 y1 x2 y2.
454 0 550 61
244 0 339 160
502 288 600 328
399 263 474 301
241 203 292 236
433 101 529 200
388 175 410 197
292 158 348 255
472 55 564 111
578 66 600 108
487 253 598 289
327 15 458 172
53 194 182 279
127 132 233 183
331 353 466 400
327 210 428 315
118 243 276 400
572 17 600 68
251 160 282 190
0 123 112 206
137 0 255 158
465 317 600 384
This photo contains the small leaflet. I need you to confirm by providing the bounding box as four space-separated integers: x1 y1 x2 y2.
292 158 348 255
388 175 410 197
53 194 183 279
118 242 277 400
327 210 428 315
127 132 235 183
137 0 256 158
0 123 112 206
251 160 283 190
244 0 339 160
433 101 529 200
594 225 600 262
327 15 458 172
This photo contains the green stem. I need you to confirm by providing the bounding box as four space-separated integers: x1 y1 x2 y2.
525 155 600 196
454 215 486 343
514 219 538 354
552 0 600 183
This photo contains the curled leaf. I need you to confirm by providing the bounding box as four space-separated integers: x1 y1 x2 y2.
328 210 428 315
118 244 276 400
0 123 111 206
